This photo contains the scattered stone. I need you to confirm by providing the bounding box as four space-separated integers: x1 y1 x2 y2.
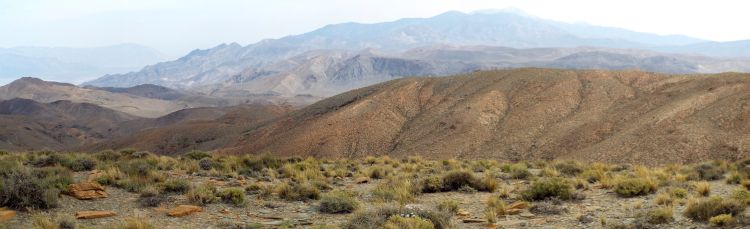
457 209 471 217
67 181 107 200
520 212 535 218
509 201 529 210
167 205 203 217
0 209 16 222
75 211 116 219
462 218 487 223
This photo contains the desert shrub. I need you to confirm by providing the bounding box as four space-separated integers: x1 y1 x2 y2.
277 182 320 201
319 190 359 214
120 159 157 177
66 157 97 171
709 214 734 227
732 189 750 205
382 216 434 229
116 178 152 193
96 150 122 161
420 175 443 193
161 179 191 194
654 192 673 206
367 165 391 179
694 163 725 181
341 207 451 229
131 151 151 159
30 154 69 167
441 170 475 191
242 155 285 172
695 181 711 197
187 184 218 205
506 163 531 179
437 199 459 214
486 196 508 216
218 188 246 206
198 158 214 170
138 187 167 207
371 178 418 204
645 207 674 224
614 178 656 197
522 177 572 201
554 161 584 176
669 187 688 199
57 216 76 229
579 169 606 183
683 197 745 221
726 171 742 184
0 167 70 209
184 150 211 160
0 159 19 178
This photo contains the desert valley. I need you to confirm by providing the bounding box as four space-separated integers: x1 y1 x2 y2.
2 2 750 228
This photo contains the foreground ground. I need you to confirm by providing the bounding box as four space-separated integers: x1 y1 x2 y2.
1 151 750 228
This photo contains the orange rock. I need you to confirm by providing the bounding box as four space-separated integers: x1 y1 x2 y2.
0 210 16 222
68 181 108 200
456 209 471 217
75 211 116 219
508 201 529 210
167 205 202 217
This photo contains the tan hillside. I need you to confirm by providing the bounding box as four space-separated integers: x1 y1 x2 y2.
222 68 750 164
0 77 188 118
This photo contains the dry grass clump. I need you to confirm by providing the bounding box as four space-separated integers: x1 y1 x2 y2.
522 177 572 201
112 218 154 229
709 214 734 227
319 190 359 214
694 181 711 197
683 197 745 221
276 182 321 201
381 216 435 229
437 199 460 214
218 188 246 206
341 207 451 229
186 183 218 205
421 170 497 193
613 177 657 197
372 177 419 204
645 207 674 224
554 161 584 177
161 179 191 194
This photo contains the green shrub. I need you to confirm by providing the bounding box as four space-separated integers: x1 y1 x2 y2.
614 178 656 197
554 161 584 176
522 177 572 201
421 175 442 193
184 151 211 160
319 190 359 214
441 170 475 191
683 197 745 221
645 207 673 224
0 167 68 209
507 163 531 179
242 155 285 172
66 157 97 171
161 179 191 194
218 188 246 206
96 150 122 161
186 184 218 205
30 154 69 167
709 214 734 227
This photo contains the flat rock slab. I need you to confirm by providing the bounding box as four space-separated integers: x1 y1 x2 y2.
75 211 116 219
68 181 108 200
0 210 16 222
167 205 202 217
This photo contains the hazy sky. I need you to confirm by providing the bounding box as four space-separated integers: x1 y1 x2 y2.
1 0 748 57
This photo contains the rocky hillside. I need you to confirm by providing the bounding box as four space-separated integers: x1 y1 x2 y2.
211 68 750 165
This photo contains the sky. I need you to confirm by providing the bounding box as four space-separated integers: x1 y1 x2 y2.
0 0 748 57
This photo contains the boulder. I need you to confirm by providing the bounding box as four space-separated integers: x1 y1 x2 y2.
456 209 471 217
67 181 107 200
75 211 116 219
167 205 202 217
0 209 16 222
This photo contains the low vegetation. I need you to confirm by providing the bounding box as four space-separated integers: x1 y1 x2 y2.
1 151 750 228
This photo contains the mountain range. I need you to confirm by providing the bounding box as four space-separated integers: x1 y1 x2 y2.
83 10 750 103
0 44 168 85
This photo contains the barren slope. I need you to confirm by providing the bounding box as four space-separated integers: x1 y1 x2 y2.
222 68 750 164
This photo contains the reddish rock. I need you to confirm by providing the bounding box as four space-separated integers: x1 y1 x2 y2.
0 210 16 222
67 181 107 200
75 211 116 219
167 205 202 217
508 201 529 210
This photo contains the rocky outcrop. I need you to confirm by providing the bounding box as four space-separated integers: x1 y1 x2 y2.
67 182 108 200
0 209 15 222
